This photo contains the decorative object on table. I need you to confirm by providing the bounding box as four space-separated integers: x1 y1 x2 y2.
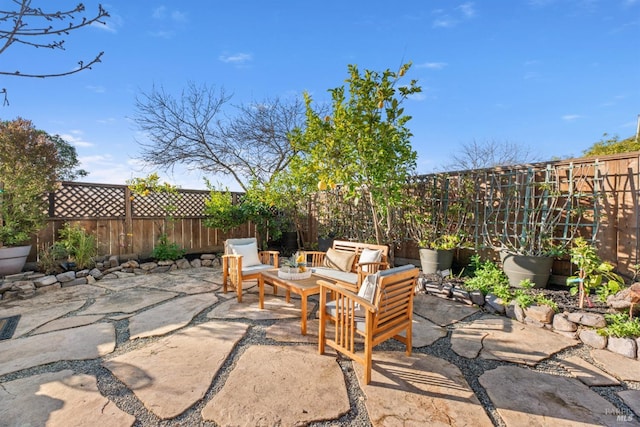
278 252 311 279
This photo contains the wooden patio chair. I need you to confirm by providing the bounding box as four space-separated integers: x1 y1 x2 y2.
222 238 279 302
318 264 420 384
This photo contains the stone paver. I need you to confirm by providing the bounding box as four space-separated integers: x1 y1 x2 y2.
8 284 107 305
92 275 152 291
267 316 446 348
207 293 310 321
0 323 115 376
104 321 248 420
1 300 87 338
129 293 218 339
560 355 620 386
451 315 577 365
590 348 640 382
354 351 493 426
617 390 640 418
140 272 222 294
33 314 105 335
266 318 320 343
480 366 636 427
80 287 177 315
406 316 448 347
202 345 350 426
413 293 479 326
0 369 135 427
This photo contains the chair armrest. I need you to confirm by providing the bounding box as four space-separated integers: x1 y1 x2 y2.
259 250 279 266
356 261 389 272
318 280 376 313
356 261 389 287
222 254 243 271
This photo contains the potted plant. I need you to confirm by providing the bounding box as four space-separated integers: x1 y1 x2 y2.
0 119 65 275
482 165 599 288
404 173 473 274
417 234 462 274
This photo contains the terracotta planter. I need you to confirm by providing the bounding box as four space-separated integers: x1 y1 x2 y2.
0 245 31 276
419 248 454 274
501 252 553 289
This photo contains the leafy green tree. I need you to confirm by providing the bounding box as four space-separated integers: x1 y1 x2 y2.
287 62 421 246
0 118 65 245
584 134 639 156
46 133 88 181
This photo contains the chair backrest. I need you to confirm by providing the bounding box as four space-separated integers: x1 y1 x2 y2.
331 240 389 273
224 238 258 255
372 266 419 334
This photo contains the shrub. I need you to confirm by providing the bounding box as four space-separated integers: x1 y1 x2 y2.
598 313 640 338
57 223 97 269
463 257 509 296
152 233 186 261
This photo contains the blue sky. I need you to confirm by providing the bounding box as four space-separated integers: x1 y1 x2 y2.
2 0 639 191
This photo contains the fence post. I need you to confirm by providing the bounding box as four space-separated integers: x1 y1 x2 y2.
124 186 133 254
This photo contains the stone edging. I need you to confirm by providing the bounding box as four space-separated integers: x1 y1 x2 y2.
419 277 640 361
0 253 222 302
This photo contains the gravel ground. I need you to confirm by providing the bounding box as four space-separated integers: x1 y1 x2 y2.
3 279 638 427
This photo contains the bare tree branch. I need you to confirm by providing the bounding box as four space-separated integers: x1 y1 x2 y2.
133 83 305 191
444 139 541 171
0 0 109 103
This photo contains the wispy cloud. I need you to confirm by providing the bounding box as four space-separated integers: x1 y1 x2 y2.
60 130 94 148
149 6 188 38
95 12 122 33
432 2 476 28
417 62 448 70
457 2 476 18
171 10 188 23
152 6 188 23
562 114 582 121
152 6 167 19
149 30 175 39
86 85 106 93
219 53 253 65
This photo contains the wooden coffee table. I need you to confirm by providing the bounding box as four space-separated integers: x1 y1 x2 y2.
259 270 322 335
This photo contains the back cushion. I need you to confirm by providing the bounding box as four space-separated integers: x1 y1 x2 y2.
229 242 261 267
323 248 356 272
358 248 382 273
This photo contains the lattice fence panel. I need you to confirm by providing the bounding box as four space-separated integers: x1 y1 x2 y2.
131 190 209 217
52 184 126 218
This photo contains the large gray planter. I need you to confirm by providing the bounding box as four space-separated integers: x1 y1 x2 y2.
501 252 553 289
419 248 454 274
0 245 31 276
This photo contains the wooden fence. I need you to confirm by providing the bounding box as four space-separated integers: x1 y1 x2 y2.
31 151 640 279
32 182 254 262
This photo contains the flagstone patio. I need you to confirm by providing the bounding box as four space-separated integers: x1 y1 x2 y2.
0 266 638 426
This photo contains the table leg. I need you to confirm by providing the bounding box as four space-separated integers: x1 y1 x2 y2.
259 275 265 309
301 294 307 335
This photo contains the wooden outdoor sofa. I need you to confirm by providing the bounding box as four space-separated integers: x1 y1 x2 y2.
303 240 389 293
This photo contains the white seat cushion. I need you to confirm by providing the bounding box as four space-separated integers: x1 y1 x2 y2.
312 267 358 285
241 264 273 275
